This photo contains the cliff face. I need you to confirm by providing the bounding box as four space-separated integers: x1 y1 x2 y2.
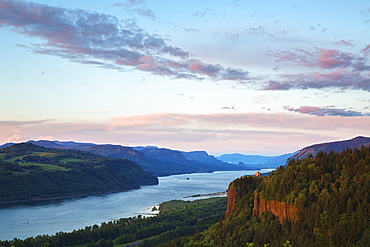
226 185 299 221
252 196 299 222
225 185 237 217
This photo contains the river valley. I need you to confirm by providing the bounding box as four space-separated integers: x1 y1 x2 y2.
0 169 273 240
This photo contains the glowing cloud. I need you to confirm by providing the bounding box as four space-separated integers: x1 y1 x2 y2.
284 106 368 117
0 0 251 82
264 69 370 91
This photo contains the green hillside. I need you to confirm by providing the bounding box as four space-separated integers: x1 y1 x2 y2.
180 146 370 246
0 143 158 203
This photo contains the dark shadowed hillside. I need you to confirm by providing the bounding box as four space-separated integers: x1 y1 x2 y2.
16 140 250 176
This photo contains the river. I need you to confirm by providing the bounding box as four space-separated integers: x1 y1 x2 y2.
0 169 273 240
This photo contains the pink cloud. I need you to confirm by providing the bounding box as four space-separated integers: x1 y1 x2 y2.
107 112 370 133
284 106 368 117
0 0 251 82
363 45 370 56
273 47 368 72
1 114 370 155
333 40 354 47
264 69 370 91
318 49 354 69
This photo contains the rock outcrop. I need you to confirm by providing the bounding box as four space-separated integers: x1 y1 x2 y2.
225 185 237 217
252 196 299 222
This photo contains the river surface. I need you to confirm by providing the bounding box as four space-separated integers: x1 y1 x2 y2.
0 169 272 240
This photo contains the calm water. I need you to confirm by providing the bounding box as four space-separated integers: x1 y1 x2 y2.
0 170 272 240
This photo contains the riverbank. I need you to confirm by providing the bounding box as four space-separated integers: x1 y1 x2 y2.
182 191 227 198
139 191 228 216
0 189 139 206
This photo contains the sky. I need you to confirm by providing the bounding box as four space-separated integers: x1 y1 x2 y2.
0 0 370 156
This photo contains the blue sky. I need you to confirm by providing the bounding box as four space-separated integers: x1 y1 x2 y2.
1 0 370 155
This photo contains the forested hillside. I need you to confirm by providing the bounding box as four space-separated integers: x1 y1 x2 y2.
0 143 158 203
179 146 370 246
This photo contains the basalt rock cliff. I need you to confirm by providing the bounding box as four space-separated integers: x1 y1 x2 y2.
226 180 299 222
252 196 299 222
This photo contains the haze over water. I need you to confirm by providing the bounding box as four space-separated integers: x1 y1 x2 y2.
0 170 271 240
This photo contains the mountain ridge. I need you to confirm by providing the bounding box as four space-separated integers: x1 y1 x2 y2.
288 136 370 162
1 140 252 176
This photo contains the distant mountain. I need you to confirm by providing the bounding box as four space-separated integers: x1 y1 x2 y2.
288 136 370 162
217 153 274 164
0 143 158 203
27 140 96 149
7 140 249 176
182 151 230 166
81 144 204 176
139 147 247 174
217 152 296 168
132 145 158 151
0 143 15 149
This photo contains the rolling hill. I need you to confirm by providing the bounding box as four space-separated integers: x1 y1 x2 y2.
0 143 158 203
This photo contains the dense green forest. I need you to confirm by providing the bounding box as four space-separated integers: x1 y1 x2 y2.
0 197 227 247
0 143 158 202
175 146 370 246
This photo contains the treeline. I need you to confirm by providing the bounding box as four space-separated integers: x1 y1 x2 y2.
0 143 158 202
0 197 227 247
176 146 370 246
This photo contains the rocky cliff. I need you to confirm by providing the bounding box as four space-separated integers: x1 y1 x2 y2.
225 185 237 217
226 176 299 221
252 196 299 222
226 186 299 221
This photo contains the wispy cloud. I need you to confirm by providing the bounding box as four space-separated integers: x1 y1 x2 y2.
264 69 370 91
361 8 370 23
221 106 236 110
284 106 369 117
113 1 156 20
333 40 355 47
1 113 369 154
0 0 251 82
128 0 145 5
363 45 370 56
248 26 274 37
107 113 370 133
310 23 327 32
192 8 210 18
274 48 368 70
267 46 370 91
114 0 145 6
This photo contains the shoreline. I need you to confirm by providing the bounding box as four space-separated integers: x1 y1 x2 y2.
182 191 227 198
0 189 139 206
